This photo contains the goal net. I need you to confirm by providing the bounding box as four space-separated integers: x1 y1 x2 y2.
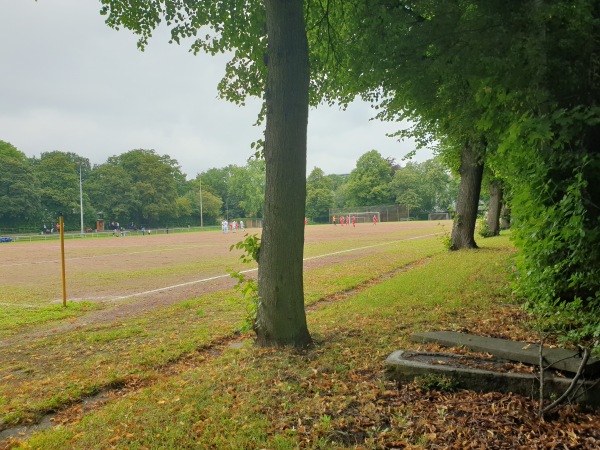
330 204 407 223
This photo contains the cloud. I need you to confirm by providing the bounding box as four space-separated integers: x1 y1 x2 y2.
1 0 432 178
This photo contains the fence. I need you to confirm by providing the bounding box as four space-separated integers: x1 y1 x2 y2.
329 204 410 223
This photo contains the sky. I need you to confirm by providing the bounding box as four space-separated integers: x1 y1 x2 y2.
1 0 433 179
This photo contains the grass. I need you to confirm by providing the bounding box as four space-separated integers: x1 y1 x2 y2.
0 301 101 338
0 233 542 449
1 235 444 427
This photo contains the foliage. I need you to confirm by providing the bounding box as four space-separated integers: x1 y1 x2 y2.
229 233 261 331
0 141 40 227
86 163 135 226
106 149 183 226
306 167 334 222
318 0 600 350
228 270 259 333
413 374 459 393
345 150 394 207
476 217 495 238
31 151 91 227
230 232 261 264
183 178 223 226
390 157 458 219
512 153 600 351
229 159 265 218
437 223 452 251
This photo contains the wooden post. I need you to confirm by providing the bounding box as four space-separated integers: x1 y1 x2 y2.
59 214 67 307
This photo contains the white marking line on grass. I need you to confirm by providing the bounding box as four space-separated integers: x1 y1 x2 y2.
107 232 441 302
109 268 258 301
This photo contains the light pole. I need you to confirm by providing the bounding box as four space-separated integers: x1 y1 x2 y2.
78 162 84 237
223 175 230 221
199 177 203 228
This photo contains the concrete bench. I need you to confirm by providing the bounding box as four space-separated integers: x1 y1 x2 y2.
410 331 599 376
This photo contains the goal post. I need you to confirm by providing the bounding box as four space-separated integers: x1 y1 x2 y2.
329 204 407 223
350 212 380 223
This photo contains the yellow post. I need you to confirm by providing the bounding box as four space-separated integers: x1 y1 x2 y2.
59 214 67 307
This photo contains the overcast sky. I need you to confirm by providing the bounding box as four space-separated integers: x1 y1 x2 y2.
1 0 433 179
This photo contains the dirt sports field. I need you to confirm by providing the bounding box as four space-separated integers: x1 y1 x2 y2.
0 221 446 347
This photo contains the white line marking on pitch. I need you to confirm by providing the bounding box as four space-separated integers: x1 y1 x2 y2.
107 232 440 301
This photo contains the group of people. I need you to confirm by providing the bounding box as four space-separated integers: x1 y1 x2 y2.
331 215 378 226
331 215 359 227
41 224 59 234
221 220 245 233
41 224 51 234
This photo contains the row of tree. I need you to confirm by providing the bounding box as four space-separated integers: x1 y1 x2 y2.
316 0 599 357
306 150 461 222
1 141 459 231
0 142 243 231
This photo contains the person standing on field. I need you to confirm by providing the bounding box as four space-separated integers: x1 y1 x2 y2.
373 215 378 225
332 216 337 226
352 216 356 227
340 216 345 226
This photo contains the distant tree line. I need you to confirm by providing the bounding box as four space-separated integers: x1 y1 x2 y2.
306 149 461 223
0 141 266 232
1 140 464 232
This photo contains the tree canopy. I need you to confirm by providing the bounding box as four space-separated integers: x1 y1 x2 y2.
0 141 40 227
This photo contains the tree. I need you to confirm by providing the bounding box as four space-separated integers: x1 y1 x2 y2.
395 189 421 220
315 1 503 248
187 178 223 226
99 0 312 346
488 1 600 356
306 167 334 222
32 151 89 228
199 166 236 219
345 150 393 207
485 178 503 236
389 157 458 219
449 142 485 249
338 0 600 356
0 141 40 228
256 0 312 346
229 159 266 218
86 163 135 226
107 149 183 226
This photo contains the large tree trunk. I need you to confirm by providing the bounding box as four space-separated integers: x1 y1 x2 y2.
450 142 484 250
486 179 503 236
256 0 312 347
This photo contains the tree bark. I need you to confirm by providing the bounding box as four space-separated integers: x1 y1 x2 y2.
486 179 503 236
500 203 511 230
256 0 312 347
450 142 484 250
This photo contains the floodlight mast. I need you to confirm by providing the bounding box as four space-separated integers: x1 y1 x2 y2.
78 162 84 237
199 177 203 228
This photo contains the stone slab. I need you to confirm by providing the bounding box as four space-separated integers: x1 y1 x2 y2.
385 350 600 407
411 331 600 376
